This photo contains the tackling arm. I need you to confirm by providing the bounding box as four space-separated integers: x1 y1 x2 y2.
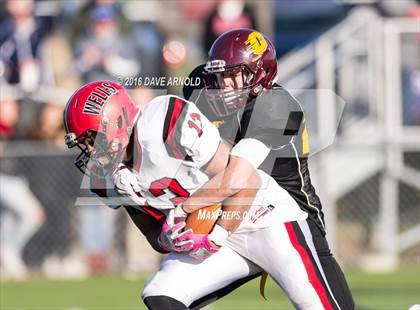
213 169 260 233
182 155 260 211
182 138 269 216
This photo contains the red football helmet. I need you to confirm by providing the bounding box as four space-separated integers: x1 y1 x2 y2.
63 81 140 175
203 28 278 117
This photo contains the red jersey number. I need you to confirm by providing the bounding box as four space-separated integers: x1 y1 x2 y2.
149 177 190 206
188 113 203 137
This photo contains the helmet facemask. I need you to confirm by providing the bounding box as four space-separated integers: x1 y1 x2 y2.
65 105 135 177
65 129 126 177
203 63 260 117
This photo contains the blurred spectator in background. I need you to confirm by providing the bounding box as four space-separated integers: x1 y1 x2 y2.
120 1 163 79
0 0 79 140
78 204 116 275
29 102 65 146
74 4 140 83
203 0 256 52
40 27 81 92
0 174 45 280
0 82 40 140
130 86 158 111
0 98 19 140
178 0 217 22
0 0 48 92
66 0 129 44
0 92 45 280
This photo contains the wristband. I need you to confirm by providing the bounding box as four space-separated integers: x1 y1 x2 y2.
208 224 230 247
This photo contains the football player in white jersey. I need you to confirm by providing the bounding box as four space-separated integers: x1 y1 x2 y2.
64 81 342 310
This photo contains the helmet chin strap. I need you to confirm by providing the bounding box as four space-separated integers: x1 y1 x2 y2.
123 133 135 163
122 107 133 137
249 67 266 96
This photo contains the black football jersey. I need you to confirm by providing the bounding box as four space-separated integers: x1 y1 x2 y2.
187 78 326 233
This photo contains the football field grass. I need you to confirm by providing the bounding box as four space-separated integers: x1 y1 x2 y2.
1 269 419 310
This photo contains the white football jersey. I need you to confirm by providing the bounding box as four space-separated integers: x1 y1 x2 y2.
128 95 307 232
133 95 219 211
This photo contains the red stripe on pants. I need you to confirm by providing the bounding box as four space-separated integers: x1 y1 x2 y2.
284 222 333 310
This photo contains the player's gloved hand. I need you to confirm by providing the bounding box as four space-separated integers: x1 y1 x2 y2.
157 210 194 252
187 224 230 261
187 233 220 261
112 164 146 206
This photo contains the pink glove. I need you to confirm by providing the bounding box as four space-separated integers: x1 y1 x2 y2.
186 224 230 260
185 232 220 261
157 213 193 253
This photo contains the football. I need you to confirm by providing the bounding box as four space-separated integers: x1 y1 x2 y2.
185 204 222 234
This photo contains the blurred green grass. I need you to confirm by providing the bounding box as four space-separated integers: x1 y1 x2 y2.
1 269 419 310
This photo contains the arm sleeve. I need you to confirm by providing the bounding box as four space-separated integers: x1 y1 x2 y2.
163 96 221 168
230 138 270 169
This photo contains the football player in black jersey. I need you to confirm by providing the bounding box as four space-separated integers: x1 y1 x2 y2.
180 28 354 310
